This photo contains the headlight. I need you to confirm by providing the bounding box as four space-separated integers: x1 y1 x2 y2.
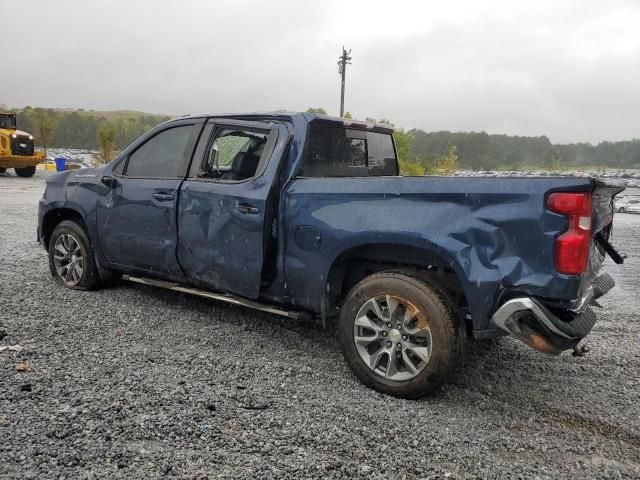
12 133 17 138
29 135 33 140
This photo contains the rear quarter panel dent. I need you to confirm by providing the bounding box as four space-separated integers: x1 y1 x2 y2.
283 176 590 331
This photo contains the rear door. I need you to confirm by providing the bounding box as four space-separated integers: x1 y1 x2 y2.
96 120 202 275
177 119 289 299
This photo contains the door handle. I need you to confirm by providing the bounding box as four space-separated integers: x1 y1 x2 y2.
152 193 174 202
236 203 260 215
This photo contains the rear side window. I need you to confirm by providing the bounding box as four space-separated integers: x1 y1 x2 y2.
299 123 398 177
203 128 269 179
125 125 197 178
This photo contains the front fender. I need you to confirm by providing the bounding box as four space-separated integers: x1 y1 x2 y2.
38 168 107 255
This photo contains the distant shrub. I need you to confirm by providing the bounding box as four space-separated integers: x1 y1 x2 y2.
399 158 425 176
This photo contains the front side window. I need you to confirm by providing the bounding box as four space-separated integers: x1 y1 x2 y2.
201 128 269 181
125 125 196 178
300 123 398 177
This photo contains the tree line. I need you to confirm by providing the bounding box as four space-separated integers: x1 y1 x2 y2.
384 126 640 173
5 105 639 170
7 106 170 161
407 130 640 171
304 108 640 172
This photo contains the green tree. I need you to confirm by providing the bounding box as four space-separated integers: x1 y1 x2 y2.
305 107 327 115
439 146 458 174
399 158 425 176
543 150 563 171
378 119 425 176
393 128 412 163
343 111 352 119
34 111 56 159
54 111 84 148
97 122 116 163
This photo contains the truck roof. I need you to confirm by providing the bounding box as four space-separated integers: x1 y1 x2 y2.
175 111 396 134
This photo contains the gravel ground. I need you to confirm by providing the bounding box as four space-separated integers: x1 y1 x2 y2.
1 170 639 479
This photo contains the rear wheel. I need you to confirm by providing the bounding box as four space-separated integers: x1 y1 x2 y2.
15 166 36 177
338 271 463 399
48 220 101 290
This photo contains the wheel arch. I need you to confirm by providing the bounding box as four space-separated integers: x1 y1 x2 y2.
41 207 86 249
325 242 471 322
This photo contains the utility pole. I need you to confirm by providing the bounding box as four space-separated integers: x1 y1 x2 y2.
338 47 352 117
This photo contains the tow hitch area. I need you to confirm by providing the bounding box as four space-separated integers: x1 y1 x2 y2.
572 340 591 357
492 273 615 354
492 298 585 354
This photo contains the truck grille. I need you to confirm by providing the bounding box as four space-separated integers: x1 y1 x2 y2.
10 135 35 156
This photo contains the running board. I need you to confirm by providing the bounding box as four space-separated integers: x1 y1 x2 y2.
122 275 305 321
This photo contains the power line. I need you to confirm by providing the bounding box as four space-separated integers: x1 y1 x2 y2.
338 47 352 117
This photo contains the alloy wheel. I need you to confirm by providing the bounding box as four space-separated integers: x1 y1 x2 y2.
353 295 433 381
53 233 84 286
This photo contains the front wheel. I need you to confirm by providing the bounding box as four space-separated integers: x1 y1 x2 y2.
48 220 101 290
337 271 463 399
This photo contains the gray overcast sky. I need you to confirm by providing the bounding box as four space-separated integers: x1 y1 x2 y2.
4 0 639 143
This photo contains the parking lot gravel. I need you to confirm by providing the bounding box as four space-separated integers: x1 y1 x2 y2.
1 170 639 479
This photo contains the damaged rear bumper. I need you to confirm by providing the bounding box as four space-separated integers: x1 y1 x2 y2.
492 273 615 354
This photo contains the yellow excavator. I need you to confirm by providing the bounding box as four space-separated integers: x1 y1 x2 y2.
0 112 45 177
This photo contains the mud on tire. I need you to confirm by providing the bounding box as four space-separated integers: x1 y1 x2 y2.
337 271 464 399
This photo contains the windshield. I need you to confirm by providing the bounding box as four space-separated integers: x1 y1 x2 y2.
0 114 17 130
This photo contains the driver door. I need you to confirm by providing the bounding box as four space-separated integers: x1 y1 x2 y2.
96 121 202 276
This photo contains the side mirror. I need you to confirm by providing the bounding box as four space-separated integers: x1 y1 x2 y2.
101 175 117 188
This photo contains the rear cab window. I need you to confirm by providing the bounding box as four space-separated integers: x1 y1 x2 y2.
299 122 398 177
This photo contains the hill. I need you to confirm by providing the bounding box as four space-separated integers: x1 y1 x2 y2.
4 106 171 151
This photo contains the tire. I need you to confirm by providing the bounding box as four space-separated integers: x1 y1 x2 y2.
15 166 36 177
0 167 6 173
337 271 463 399
48 220 101 290
619 208 626 213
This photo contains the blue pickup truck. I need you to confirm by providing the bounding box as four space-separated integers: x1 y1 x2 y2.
38 112 624 398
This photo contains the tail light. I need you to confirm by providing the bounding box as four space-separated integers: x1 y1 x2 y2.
547 192 592 275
